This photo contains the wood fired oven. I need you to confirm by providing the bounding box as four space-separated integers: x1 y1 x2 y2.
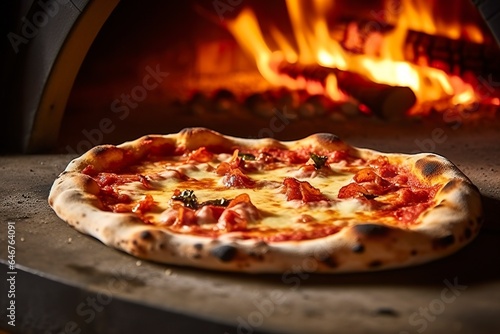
3 0 500 153
1 1 500 333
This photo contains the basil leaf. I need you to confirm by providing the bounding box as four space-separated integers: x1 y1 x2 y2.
172 189 199 209
310 153 328 170
172 190 231 209
200 198 231 207
238 152 256 161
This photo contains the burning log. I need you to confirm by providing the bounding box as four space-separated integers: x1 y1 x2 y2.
276 61 417 119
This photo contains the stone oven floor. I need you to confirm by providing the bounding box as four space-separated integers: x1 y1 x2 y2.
1 123 500 333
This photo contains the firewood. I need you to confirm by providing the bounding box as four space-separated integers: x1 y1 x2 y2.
276 61 417 119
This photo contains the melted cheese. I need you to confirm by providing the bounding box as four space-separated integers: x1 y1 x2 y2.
115 153 381 235
87 145 441 242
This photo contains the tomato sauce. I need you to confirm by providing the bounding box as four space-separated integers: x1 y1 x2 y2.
80 144 439 242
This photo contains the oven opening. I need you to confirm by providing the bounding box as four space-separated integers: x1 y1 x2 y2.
57 0 500 154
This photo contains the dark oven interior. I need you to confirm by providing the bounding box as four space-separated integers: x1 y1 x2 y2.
59 0 500 155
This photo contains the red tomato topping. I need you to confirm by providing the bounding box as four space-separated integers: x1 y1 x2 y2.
82 165 97 176
173 206 198 227
86 172 154 212
353 168 378 183
112 203 133 213
227 193 251 208
222 169 256 188
216 210 248 232
99 186 131 211
393 203 430 224
201 205 226 221
282 177 328 202
326 150 352 163
133 194 156 213
247 225 341 242
216 152 256 188
396 188 430 205
142 139 175 157
95 173 151 188
216 193 259 232
337 157 438 224
189 147 214 163
338 183 370 199
216 161 233 175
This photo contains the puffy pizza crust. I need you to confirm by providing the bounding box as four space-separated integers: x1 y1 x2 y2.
49 128 483 273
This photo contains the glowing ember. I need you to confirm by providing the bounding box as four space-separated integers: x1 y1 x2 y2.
226 0 494 116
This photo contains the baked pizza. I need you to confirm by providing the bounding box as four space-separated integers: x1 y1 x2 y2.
49 128 482 273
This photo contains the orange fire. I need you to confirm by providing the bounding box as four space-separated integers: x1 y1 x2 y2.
226 0 485 115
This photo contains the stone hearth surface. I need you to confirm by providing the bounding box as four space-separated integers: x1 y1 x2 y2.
1 123 500 334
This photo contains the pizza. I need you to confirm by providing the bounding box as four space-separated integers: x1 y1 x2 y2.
48 127 482 273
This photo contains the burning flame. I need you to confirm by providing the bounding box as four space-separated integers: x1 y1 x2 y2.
226 0 484 114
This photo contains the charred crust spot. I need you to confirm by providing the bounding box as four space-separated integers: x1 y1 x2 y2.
92 146 109 156
132 240 138 246
192 254 202 260
193 243 203 251
369 260 383 268
68 192 83 202
140 231 153 240
464 228 472 240
317 254 338 268
131 245 145 255
315 133 341 144
374 307 399 317
410 249 418 256
210 245 237 262
416 159 442 178
255 241 268 248
433 235 455 249
248 252 264 261
352 244 365 253
159 243 165 250
353 224 391 238
440 180 460 194
249 241 269 259
56 171 68 180
81 213 86 218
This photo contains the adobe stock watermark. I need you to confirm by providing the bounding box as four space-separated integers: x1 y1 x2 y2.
213 0 244 21
65 64 169 155
7 0 70 54
400 277 467 334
